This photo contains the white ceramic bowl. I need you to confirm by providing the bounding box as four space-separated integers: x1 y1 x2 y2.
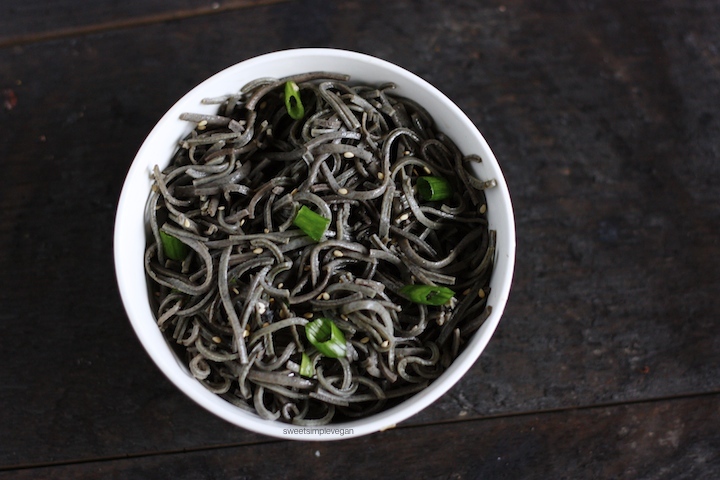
114 48 515 440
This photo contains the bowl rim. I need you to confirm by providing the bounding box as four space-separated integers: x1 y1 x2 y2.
114 47 516 441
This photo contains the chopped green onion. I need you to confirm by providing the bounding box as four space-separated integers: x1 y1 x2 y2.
417 176 453 201
159 230 189 261
284 81 305 120
293 205 330 241
299 352 315 378
400 284 455 306
304 317 347 359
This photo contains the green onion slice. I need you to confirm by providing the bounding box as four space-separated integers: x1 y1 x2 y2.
284 81 305 120
304 317 347 359
400 284 455 306
299 352 315 378
293 205 330 241
417 176 453 201
159 230 189 261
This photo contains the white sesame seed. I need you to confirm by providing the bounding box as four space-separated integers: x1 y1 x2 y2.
303 312 314 319
423 166 432 174
212 336 222 344
478 289 486 299
381 340 390 348
333 250 344 257
360 337 370 344
257 302 267 314
377 172 385 180
338 187 349 195
253 247 264 254
479 204 487 214
343 151 355 158
198 120 208 127
321 292 330 300
232 287 240 295
397 213 409 222
183 218 191 228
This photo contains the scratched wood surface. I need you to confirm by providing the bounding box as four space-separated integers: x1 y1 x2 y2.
0 0 718 477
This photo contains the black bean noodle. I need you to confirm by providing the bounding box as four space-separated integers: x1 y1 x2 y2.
145 72 496 425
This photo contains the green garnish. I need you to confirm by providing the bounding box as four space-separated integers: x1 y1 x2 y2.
304 317 347 359
293 205 330 241
417 176 453 201
284 81 305 120
400 284 455 306
159 230 189 261
299 352 315 378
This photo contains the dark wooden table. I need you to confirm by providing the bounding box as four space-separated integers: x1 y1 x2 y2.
1 0 719 478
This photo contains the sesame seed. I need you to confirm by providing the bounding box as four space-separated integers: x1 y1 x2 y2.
343 151 355 158
479 204 487 214
377 172 385 180
478 289 486 299
338 187 349 195
212 336 222 344
232 287 240 295
243 327 251 338
462 288 471 296
381 340 390 348
321 292 330 300
303 312 314 319
423 166 432 174
397 213 409 222
262 322 270 328
277 283 284 289
253 247 264 254
257 302 267 314
360 337 370 344
183 218 191 228
333 250 344 257
198 120 208 127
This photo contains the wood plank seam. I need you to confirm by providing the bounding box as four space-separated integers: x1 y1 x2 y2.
0 0 291 49
0 390 717 473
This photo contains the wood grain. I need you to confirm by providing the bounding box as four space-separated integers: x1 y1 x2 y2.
0 0 291 47
0 0 718 474
2 394 718 479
